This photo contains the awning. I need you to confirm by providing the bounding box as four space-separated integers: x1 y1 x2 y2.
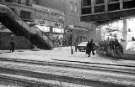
73 27 88 31
66 25 88 31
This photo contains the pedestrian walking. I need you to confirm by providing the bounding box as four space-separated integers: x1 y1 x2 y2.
9 39 15 52
86 39 95 57
74 42 78 52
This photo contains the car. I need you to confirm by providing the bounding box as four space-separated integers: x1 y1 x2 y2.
76 42 88 52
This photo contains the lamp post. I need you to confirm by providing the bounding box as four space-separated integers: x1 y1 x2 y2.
69 25 74 55
70 30 73 54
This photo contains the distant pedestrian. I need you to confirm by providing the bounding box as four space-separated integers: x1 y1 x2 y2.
86 39 95 57
9 39 15 52
74 42 78 52
86 41 90 56
114 39 123 57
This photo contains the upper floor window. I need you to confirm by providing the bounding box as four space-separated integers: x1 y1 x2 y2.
33 0 39 4
18 0 21 4
95 0 104 4
5 0 13 2
108 0 119 2
25 0 31 5
20 10 32 20
82 0 91 6
123 0 133 2
17 0 31 6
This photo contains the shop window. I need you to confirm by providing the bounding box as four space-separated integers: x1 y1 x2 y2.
108 3 120 11
82 0 91 6
95 0 104 4
81 7 91 14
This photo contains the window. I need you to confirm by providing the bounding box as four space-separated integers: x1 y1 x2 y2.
123 0 133 2
81 7 92 14
108 0 119 2
33 0 39 4
108 3 120 11
5 0 13 2
25 0 31 6
18 0 21 4
10 8 17 14
82 0 91 6
95 0 104 4
20 10 31 20
123 0 135 9
94 5 105 13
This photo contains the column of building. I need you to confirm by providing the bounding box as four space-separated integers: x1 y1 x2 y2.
122 18 128 52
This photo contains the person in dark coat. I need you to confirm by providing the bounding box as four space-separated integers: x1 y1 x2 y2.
86 41 90 56
10 40 15 52
86 39 95 57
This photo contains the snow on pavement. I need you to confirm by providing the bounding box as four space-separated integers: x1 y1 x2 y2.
0 47 135 66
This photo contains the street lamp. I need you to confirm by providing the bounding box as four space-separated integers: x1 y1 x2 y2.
70 30 73 54
68 25 74 55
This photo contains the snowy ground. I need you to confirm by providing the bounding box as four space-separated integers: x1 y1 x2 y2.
0 47 135 87
0 47 135 66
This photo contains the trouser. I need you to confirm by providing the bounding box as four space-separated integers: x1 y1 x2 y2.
88 50 95 57
10 46 15 52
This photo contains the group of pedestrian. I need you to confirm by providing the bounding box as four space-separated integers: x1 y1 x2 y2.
98 38 123 57
109 39 123 57
86 39 96 57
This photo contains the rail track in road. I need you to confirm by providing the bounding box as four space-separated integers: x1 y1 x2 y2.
0 57 135 87
0 57 135 75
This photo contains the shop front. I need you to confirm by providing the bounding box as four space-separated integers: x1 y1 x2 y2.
35 25 64 47
51 27 64 47
97 17 135 53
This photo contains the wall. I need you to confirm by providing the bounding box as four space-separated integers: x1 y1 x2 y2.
0 32 32 50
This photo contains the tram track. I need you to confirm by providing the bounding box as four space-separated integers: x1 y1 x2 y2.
0 62 134 87
0 57 134 87
0 57 135 75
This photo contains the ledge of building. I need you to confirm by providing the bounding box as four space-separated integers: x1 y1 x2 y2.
81 8 135 25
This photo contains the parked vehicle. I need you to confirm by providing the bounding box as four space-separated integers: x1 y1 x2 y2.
76 42 88 52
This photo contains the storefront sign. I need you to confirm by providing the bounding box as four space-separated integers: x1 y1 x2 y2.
35 25 50 32
53 28 64 33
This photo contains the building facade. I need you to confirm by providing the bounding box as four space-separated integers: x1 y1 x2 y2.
0 0 65 49
81 0 135 23
32 0 98 44
81 0 135 52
